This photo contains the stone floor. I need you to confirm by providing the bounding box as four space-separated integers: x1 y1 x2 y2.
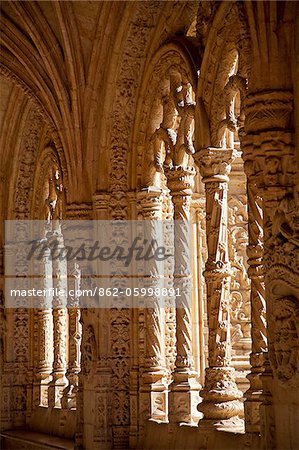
0 430 74 450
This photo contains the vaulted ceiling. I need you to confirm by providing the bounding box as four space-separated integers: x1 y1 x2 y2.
0 1 198 206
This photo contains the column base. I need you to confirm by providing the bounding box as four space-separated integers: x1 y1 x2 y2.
244 393 262 433
198 416 245 433
33 374 52 407
48 375 68 408
61 371 79 409
169 372 202 424
140 373 169 423
244 353 265 433
61 383 78 409
198 367 244 431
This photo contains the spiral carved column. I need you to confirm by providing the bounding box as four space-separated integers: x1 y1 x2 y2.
165 166 201 424
137 187 168 423
194 148 244 431
242 160 267 432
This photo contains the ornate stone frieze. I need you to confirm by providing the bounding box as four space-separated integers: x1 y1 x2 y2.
66 203 92 220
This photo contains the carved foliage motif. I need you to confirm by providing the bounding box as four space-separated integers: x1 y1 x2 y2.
107 4 164 441
228 196 251 348
269 297 299 387
82 324 97 377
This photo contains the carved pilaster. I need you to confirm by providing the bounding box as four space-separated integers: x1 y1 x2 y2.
241 152 267 433
165 166 201 424
194 147 244 431
137 187 168 424
243 90 298 449
92 192 110 220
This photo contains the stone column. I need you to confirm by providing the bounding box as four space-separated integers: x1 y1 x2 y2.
165 165 201 425
137 187 168 423
48 227 68 408
241 147 267 433
61 261 82 409
33 241 53 407
194 147 244 431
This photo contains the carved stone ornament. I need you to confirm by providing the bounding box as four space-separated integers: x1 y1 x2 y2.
269 296 299 388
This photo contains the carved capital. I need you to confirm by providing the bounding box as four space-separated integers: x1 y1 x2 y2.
164 165 195 195
194 148 237 183
92 192 110 213
242 131 296 194
109 190 128 220
137 187 163 220
244 90 293 134
66 203 93 220
164 166 195 221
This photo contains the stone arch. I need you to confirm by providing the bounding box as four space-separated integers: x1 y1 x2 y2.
31 146 66 221
197 1 251 148
130 42 198 192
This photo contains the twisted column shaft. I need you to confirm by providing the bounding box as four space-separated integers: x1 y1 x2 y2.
137 187 168 423
165 165 201 424
243 178 267 432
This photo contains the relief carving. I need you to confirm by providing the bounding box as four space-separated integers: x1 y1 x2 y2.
269 296 299 388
